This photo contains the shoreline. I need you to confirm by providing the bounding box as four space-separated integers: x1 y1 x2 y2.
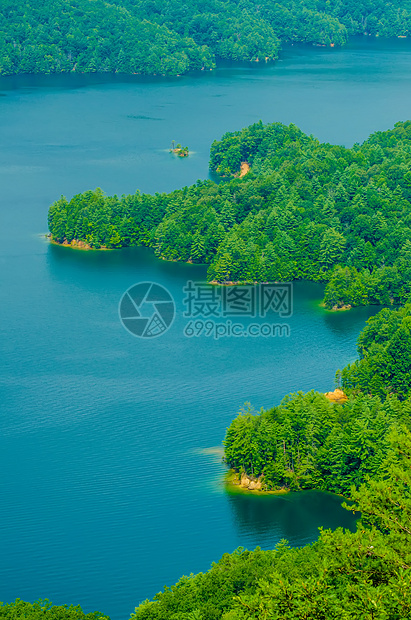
224 470 289 495
170 147 189 157
45 239 388 313
319 301 352 312
48 236 112 251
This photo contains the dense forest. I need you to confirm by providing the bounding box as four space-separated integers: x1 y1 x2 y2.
125 302 411 618
223 304 411 494
8 1 411 617
0 600 109 620
49 120 411 309
223 391 406 494
127 428 411 618
1 0 411 76
6 428 411 618
6 311 411 619
341 304 411 399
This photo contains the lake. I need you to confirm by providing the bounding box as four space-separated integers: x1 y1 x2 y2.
1 36 410 619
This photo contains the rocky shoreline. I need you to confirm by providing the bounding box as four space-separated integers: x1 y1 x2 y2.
225 470 288 495
48 235 110 250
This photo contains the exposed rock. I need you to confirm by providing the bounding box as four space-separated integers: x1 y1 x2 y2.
331 304 352 312
240 473 263 490
51 236 108 251
239 161 250 177
70 239 92 249
240 473 251 488
324 388 348 403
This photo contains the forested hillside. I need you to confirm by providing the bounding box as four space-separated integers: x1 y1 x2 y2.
6 428 411 618
0 600 109 620
1 0 411 76
223 391 408 494
49 120 411 309
7 301 411 620
128 428 411 619
123 305 411 618
223 304 411 495
342 304 411 399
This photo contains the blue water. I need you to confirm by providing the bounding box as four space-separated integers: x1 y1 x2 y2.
1 36 410 619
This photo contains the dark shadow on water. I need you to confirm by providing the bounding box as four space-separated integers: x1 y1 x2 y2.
2 36 411 98
47 242 208 285
226 490 357 549
208 169 222 184
0 60 279 94
280 35 411 61
0 72 186 93
322 304 384 336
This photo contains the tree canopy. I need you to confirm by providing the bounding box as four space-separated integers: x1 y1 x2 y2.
341 304 411 400
131 427 411 619
11 238 411 619
223 303 411 495
49 120 411 309
129 308 411 618
0 600 109 620
7 404 411 618
1 0 411 76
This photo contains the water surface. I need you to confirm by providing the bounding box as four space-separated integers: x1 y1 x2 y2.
1 37 409 619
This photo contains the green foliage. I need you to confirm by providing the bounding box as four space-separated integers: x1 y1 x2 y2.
225 305 411 494
0 0 214 76
7 288 411 619
48 187 167 249
49 120 411 307
0 599 109 620
223 391 410 494
342 304 411 400
131 428 411 619
2 0 411 76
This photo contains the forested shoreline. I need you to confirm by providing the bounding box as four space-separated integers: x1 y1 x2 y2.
125 299 411 618
224 304 411 495
7 1 411 617
4 306 411 619
49 120 411 309
4 432 411 620
1 0 411 76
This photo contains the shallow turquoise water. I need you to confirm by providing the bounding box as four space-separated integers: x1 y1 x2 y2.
1 37 409 619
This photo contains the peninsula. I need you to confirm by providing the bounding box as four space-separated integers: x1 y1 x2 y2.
48 120 411 310
132 301 411 618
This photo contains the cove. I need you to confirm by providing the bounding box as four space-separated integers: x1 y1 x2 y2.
1 36 411 620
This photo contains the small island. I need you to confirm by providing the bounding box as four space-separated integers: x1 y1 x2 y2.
48 120 411 309
170 141 189 157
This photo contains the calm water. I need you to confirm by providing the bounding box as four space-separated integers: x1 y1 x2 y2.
1 36 409 619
